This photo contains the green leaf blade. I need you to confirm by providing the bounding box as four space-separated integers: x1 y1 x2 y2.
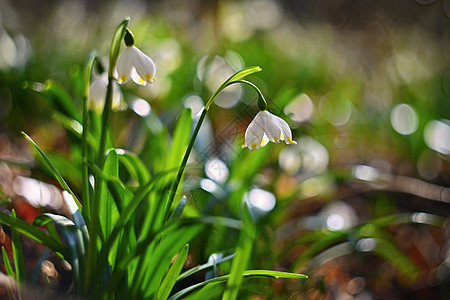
158 244 190 300
222 203 256 300
0 213 66 258
11 210 26 282
166 109 193 171
224 66 262 84
169 270 307 300
242 270 308 279
117 149 151 185
2 246 14 277
205 66 262 110
99 148 120 241
22 132 83 214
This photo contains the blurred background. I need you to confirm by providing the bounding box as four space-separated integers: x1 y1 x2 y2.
0 0 449 299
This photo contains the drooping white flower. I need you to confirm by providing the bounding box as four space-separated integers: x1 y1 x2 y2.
88 73 126 112
243 110 297 151
116 46 156 86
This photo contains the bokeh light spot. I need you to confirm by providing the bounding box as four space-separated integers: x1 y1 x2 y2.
278 147 302 175
390 103 418 135
132 98 151 117
205 158 229 184
321 200 357 231
356 238 377 252
352 165 379 182
245 0 282 31
319 93 352 126
13 176 63 210
184 94 204 118
284 93 315 123
326 214 345 231
196 54 243 108
245 188 276 212
200 178 217 193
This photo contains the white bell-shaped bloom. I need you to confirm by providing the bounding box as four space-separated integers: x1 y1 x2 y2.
88 73 126 112
243 110 297 151
116 46 156 86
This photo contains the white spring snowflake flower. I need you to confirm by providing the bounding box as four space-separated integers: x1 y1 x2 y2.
243 110 297 151
116 45 156 86
88 73 126 112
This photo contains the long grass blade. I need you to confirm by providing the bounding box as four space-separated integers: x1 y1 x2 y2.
140 226 202 298
177 254 235 282
99 149 120 241
23 80 80 121
117 149 151 185
10 210 26 283
2 246 14 277
169 270 307 300
183 282 223 300
52 111 97 151
39 213 84 292
103 223 201 298
157 244 189 300
1 247 17 300
222 203 256 300
91 168 179 290
168 195 187 223
22 132 83 214
0 213 66 257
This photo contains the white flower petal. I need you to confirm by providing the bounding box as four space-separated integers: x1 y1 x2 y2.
88 76 107 110
243 110 296 151
130 67 146 86
260 111 282 142
112 82 126 111
129 46 156 84
116 48 133 84
89 73 125 112
270 113 296 144
245 112 265 150
261 133 270 147
116 45 157 86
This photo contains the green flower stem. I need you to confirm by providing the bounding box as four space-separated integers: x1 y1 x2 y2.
82 53 97 220
234 79 267 110
204 66 262 110
84 77 114 293
164 108 207 222
108 18 130 76
164 68 263 222
96 77 114 167
85 18 129 293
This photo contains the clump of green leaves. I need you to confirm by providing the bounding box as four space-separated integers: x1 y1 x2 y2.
0 19 306 299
